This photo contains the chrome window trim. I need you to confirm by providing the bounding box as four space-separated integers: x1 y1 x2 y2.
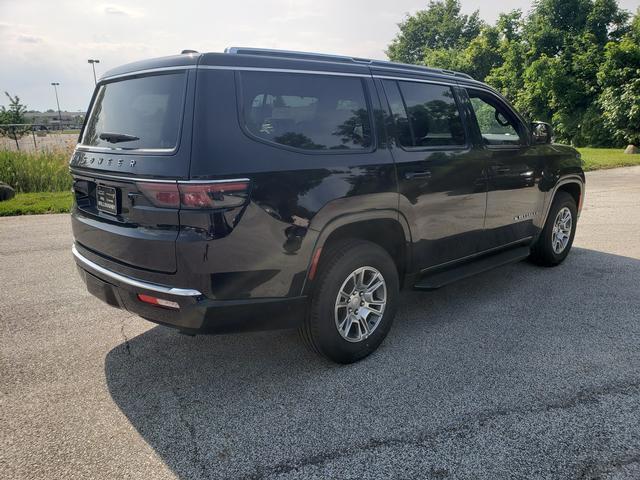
72 245 202 297
199 65 369 77
372 74 455 87
370 63 472 79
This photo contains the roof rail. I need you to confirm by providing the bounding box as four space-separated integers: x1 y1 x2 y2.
225 47 372 65
368 59 473 80
224 47 473 80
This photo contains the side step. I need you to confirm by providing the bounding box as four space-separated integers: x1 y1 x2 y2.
413 246 531 290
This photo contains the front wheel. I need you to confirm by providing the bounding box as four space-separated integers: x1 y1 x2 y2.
530 191 578 266
299 240 399 364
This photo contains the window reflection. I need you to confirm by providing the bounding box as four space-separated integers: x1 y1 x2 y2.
241 72 372 151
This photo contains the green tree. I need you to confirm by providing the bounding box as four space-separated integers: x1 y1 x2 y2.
421 24 503 81
0 92 30 144
387 0 634 147
516 0 629 145
597 10 640 146
0 92 28 125
387 0 483 64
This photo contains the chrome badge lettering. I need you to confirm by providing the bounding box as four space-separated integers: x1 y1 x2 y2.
514 211 539 221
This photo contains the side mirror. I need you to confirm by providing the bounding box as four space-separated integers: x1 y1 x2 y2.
531 121 552 144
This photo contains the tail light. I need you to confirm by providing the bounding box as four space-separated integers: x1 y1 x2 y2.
136 182 180 208
137 180 249 209
179 182 248 209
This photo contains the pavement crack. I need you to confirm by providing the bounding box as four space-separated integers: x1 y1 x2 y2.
240 379 640 480
119 321 131 356
577 453 640 479
171 386 208 480
154 345 209 480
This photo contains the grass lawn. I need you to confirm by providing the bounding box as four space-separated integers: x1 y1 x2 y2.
0 191 72 216
577 148 640 171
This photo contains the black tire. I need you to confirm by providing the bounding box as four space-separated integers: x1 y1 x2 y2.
530 191 577 266
299 239 399 364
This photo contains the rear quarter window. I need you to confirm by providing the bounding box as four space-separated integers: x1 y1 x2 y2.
81 72 187 150
238 71 372 152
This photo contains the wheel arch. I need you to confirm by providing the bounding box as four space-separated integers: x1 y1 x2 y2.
302 210 413 294
541 175 585 227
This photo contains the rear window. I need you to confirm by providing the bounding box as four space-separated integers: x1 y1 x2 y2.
239 71 372 151
81 72 186 150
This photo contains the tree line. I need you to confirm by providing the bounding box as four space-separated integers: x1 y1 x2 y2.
387 0 640 148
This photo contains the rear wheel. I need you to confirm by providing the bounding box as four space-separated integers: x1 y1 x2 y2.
300 240 399 364
530 191 577 266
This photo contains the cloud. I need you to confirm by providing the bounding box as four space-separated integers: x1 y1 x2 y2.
101 4 143 17
268 11 324 23
17 34 43 44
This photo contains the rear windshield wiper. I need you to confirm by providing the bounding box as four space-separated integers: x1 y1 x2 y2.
99 132 140 144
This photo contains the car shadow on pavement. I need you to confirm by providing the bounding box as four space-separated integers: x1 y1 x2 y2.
104 247 640 480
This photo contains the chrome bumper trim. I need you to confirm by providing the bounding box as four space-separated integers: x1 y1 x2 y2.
72 244 202 297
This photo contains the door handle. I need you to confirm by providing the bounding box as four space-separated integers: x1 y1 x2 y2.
404 170 432 180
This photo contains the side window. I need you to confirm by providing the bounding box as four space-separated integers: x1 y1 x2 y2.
239 71 372 151
467 91 524 146
383 80 465 148
382 81 413 147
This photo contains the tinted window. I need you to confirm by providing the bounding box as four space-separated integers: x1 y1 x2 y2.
82 72 186 150
382 81 413 147
240 72 372 151
468 91 523 146
384 80 465 148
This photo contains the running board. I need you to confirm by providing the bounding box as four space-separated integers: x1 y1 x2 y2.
413 246 531 290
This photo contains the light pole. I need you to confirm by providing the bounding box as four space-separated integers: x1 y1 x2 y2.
50 82 62 130
87 59 100 85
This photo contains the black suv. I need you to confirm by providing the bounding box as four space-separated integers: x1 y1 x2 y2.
71 47 585 363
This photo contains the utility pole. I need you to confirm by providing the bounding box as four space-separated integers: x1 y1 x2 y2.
50 82 62 130
87 59 100 85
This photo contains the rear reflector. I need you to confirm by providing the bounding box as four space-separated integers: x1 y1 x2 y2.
137 180 249 209
137 294 180 309
308 247 322 281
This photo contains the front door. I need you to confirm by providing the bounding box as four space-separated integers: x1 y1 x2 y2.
377 77 487 270
463 88 545 249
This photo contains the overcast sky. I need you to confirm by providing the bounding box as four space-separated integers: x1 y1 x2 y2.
1 0 638 112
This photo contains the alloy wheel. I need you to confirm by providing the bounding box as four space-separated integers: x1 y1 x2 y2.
334 266 387 343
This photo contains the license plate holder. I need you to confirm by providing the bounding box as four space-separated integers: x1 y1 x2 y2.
96 185 118 215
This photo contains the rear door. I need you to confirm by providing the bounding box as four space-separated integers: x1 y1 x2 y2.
70 69 195 274
377 76 487 269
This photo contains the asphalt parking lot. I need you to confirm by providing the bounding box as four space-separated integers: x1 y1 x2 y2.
1 166 639 480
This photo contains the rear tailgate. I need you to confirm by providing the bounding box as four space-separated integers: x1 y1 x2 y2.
71 168 180 273
70 68 195 274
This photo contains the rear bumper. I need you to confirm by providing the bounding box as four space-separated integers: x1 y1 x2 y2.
73 245 308 334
